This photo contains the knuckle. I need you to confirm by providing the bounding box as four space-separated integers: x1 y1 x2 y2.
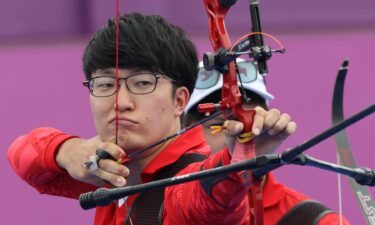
98 160 108 170
270 108 281 116
255 107 267 116
98 159 114 171
288 122 297 132
97 144 123 160
94 169 104 178
254 112 265 119
98 142 110 150
119 167 130 177
74 170 89 180
273 123 284 131
281 113 291 121
254 106 265 111
124 167 130 176
99 160 128 176
263 117 275 129
112 165 125 175
109 176 119 185
253 113 265 125
280 122 297 136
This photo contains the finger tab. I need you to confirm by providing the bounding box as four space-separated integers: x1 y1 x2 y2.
96 148 115 160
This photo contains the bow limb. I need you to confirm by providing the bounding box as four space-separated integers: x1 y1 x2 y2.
332 60 375 225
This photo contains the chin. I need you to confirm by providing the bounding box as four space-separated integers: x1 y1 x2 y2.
116 137 140 153
98 133 116 143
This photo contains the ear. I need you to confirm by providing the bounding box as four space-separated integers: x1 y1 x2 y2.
173 86 190 117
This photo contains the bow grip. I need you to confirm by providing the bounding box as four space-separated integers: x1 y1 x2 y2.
234 106 256 134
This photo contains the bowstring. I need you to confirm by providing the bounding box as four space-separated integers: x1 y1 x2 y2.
337 152 343 225
115 0 120 145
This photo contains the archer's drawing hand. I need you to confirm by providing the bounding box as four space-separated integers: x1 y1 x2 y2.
55 136 130 187
225 106 297 156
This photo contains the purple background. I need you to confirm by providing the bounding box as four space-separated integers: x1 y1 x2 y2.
1 1 374 224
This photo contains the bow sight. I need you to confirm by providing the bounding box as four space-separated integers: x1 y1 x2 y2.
203 0 285 75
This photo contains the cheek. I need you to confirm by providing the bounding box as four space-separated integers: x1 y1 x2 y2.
146 97 174 119
90 98 111 127
90 99 101 118
202 126 226 153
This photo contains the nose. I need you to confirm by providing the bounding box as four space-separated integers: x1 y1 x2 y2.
114 81 135 112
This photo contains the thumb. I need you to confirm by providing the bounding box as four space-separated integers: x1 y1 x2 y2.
224 120 244 156
224 120 244 136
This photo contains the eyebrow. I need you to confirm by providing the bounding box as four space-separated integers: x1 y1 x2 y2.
95 69 116 76
96 68 151 77
131 68 148 73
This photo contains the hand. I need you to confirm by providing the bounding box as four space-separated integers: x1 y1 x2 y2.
56 136 130 187
225 106 297 156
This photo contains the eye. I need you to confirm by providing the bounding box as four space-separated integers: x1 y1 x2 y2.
96 82 114 89
128 74 156 88
134 80 154 87
93 78 115 89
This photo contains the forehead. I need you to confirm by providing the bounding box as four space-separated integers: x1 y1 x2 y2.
92 68 149 77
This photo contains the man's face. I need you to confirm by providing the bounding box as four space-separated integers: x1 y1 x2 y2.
201 115 227 153
89 68 187 156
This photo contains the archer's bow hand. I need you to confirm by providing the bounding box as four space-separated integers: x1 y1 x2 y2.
224 106 297 156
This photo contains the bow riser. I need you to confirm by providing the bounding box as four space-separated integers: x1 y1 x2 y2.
203 0 255 132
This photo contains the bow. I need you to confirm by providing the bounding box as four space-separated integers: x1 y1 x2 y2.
201 1 259 223
332 60 375 225
200 0 284 164
201 0 284 224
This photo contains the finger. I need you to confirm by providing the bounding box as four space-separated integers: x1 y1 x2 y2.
267 113 291 135
274 121 297 139
98 159 130 177
81 174 105 187
252 106 267 135
95 169 127 187
224 120 244 136
263 108 281 131
96 148 115 160
82 155 100 171
283 121 297 136
97 142 126 161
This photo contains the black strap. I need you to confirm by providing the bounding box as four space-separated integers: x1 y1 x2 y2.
125 153 208 225
276 200 334 225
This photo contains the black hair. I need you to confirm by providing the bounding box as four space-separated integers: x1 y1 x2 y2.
183 89 267 126
83 13 199 95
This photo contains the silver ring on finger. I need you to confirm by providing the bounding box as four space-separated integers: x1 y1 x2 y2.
82 155 100 171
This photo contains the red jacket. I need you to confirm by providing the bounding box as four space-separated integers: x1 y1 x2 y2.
7 126 349 225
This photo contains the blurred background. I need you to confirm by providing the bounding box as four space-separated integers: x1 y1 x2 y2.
1 0 374 224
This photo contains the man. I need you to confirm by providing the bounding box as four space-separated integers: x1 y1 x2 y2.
6 13 330 225
184 59 273 154
183 59 350 225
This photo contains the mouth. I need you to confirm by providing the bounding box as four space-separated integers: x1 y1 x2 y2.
109 118 138 127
